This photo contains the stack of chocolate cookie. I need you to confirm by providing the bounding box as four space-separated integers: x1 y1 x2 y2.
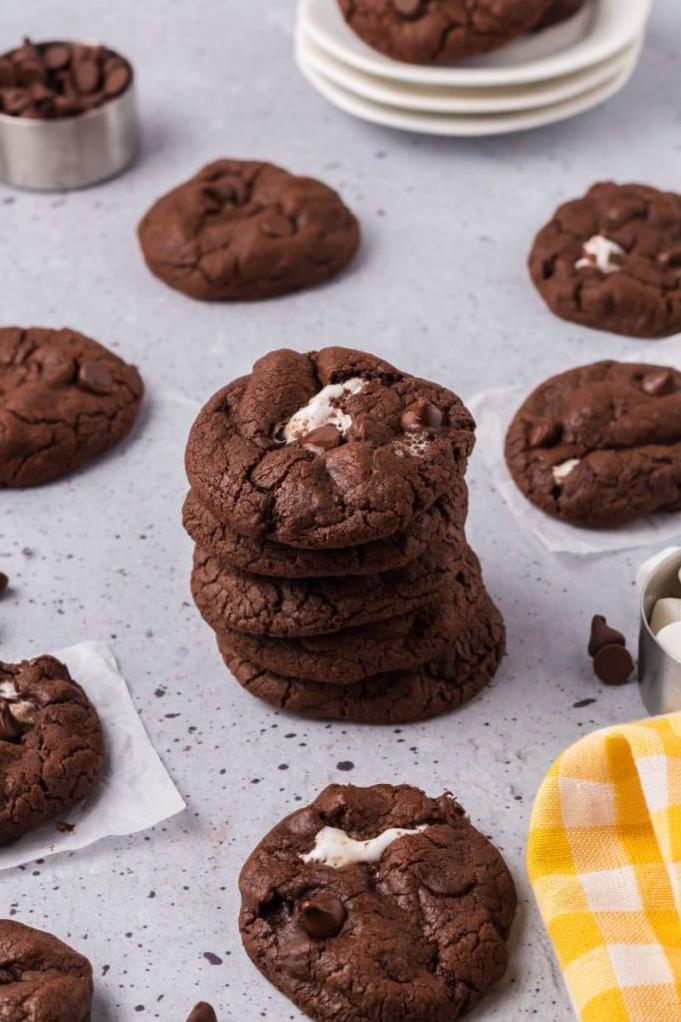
183 347 505 724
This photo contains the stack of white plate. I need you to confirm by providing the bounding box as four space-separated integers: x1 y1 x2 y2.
295 0 652 136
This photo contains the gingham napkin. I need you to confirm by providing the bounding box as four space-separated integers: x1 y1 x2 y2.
528 715 681 1022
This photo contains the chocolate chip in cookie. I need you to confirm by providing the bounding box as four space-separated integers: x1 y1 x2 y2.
239 784 517 1021
0 326 143 488
505 360 681 528
138 160 360 301
529 182 681 338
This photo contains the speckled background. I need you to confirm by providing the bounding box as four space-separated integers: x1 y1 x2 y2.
1 1 680 1018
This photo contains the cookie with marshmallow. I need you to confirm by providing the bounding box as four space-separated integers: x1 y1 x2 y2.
0 655 104 844
239 783 516 1022
505 360 681 528
529 182 681 338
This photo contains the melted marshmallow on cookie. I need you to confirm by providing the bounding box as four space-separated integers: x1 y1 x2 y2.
301 824 427 869
576 235 625 275
552 458 581 484
282 378 367 443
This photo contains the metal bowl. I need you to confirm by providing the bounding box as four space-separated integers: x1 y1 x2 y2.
639 546 681 715
0 44 139 191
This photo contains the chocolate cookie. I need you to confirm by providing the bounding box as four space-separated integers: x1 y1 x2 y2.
138 160 360 301
0 920 93 1021
216 550 486 684
191 533 467 638
186 1005 217 1022
239 783 516 1022
0 655 104 844
338 0 550 64
505 360 681 528
182 483 468 578
529 182 681 338
535 0 584 28
220 595 505 723
0 326 143 487
185 348 475 548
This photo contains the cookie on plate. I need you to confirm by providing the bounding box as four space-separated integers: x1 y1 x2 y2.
185 347 476 548
0 919 93 1021
0 326 143 488
182 482 468 578
338 0 551 64
529 182 681 338
239 783 516 1020
505 360 681 528
220 595 505 723
0 655 104 844
138 159 360 301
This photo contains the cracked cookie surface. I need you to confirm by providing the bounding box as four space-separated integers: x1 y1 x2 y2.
529 182 681 338
505 360 681 527
239 782 516 1022
185 347 475 548
0 325 143 488
138 159 360 301
221 594 504 722
182 483 468 578
0 655 104 845
338 0 550 64
214 547 487 683
191 532 467 638
0 919 93 1022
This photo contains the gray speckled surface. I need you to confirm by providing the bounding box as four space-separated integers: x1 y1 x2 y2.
1 1 680 1018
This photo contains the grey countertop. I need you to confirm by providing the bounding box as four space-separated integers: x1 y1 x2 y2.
1 1 680 1018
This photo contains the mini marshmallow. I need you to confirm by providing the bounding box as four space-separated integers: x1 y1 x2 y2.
655 621 681 663
0 681 18 700
576 235 625 275
650 598 681 637
300 824 427 869
283 378 366 444
552 459 581 484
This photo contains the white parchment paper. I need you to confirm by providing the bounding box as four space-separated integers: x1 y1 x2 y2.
469 339 681 557
0 641 185 871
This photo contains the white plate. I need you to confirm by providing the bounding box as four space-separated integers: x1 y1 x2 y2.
296 40 640 136
299 0 651 87
297 26 640 115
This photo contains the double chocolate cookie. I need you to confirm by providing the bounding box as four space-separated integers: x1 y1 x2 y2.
240 784 517 1020
185 347 504 723
221 596 505 724
0 655 104 844
0 326 143 487
529 182 681 338
138 160 360 301
505 360 681 527
0 920 93 1021
338 0 551 64
186 347 475 548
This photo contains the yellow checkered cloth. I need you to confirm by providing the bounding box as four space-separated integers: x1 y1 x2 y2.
528 714 681 1022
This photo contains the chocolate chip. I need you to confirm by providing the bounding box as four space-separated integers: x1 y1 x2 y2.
401 400 443 433
641 369 674 397
593 644 634 686
207 174 248 205
42 356 76 388
300 895 347 939
260 212 295 239
301 424 342 454
0 700 23 742
103 61 130 97
0 572 8 595
44 44 71 71
346 418 395 446
78 361 114 395
588 615 626 657
529 418 562 448
186 1004 217 1022
72 59 100 94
